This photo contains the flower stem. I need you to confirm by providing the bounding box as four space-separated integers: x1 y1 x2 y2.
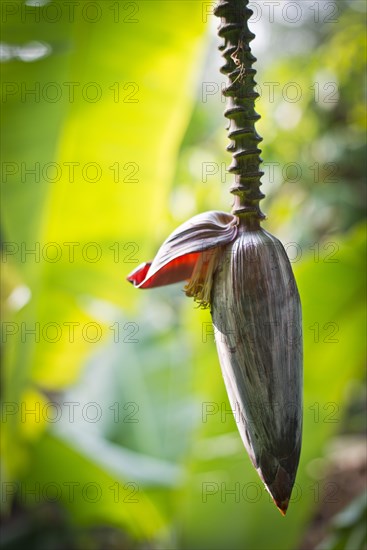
214 0 265 227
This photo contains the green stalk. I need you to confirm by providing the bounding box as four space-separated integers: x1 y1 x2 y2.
214 0 265 228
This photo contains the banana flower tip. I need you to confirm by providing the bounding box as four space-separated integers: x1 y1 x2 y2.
274 499 289 516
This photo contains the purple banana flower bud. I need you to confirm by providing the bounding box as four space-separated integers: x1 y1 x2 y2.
211 225 302 515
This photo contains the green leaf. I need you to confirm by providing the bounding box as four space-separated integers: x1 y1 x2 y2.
1 0 206 486
24 431 167 539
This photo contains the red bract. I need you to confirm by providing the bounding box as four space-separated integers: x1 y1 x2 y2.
127 211 238 306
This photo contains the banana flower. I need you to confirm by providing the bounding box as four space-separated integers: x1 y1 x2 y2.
127 211 302 515
127 0 303 516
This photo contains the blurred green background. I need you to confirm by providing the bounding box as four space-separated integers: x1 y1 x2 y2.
1 1 366 549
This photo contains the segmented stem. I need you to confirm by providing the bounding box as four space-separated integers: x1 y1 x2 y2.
214 0 265 226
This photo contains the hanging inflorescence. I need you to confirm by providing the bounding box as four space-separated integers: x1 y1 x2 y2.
214 0 265 226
